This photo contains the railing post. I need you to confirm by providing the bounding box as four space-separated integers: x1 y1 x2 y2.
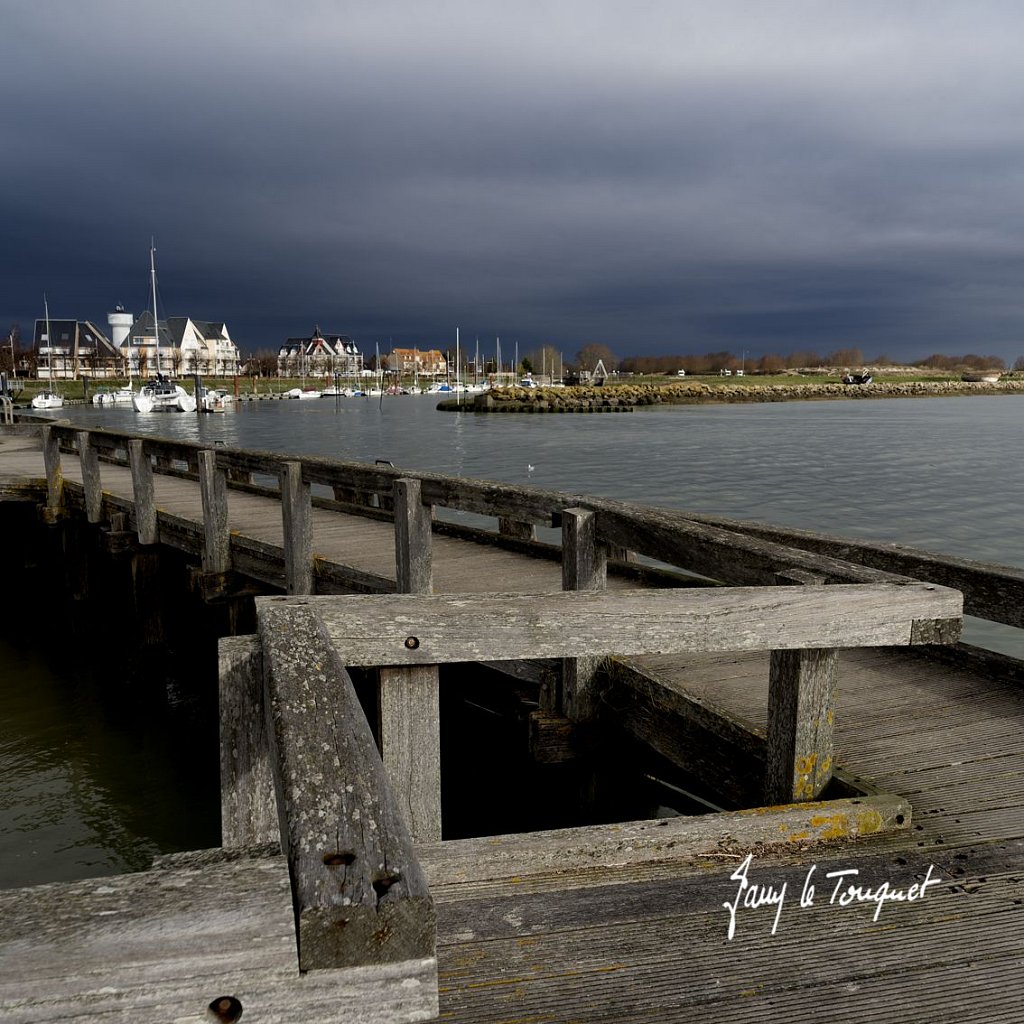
219 635 278 847
561 507 607 721
198 449 230 576
41 425 63 515
378 478 441 842
280 460 313 595
76 430 103 524
765 571 837 804
499 517 536 541
128 439 157 545
394 477 432 594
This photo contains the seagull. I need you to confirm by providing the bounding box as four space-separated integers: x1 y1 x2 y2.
527 464 535 473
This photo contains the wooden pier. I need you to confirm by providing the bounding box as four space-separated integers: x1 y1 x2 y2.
1 421 1023 1022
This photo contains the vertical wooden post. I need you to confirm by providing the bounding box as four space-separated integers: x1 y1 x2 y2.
280 461 313 595
219 635 278 847
561 507 607 721
394 477 432 594
499 517 536 541
128 439 157 545
378 478 441 843
765 571 837 804
76 430 103 524
198 449 230 575
41 425 63 512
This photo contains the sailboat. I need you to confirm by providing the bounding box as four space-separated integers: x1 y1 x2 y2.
31 295 64 410
133 244 197 413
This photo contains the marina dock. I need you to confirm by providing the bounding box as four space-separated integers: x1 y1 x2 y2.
1 420 1022 1023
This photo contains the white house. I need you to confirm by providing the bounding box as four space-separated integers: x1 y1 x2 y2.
121 311 240 377
278 326 362 377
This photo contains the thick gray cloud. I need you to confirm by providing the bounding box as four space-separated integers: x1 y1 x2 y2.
4 0 1024 362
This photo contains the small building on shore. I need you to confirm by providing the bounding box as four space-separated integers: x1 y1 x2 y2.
388 347 447 378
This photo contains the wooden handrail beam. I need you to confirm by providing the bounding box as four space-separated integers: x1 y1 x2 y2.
298 583 962 667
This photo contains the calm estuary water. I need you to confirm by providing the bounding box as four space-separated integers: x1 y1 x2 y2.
5 392 1023 887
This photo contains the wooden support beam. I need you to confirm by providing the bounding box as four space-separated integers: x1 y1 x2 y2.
279 460 312 595
561 507 608 721
765 569 836 804
379 478 441 843
219 635 278 848
0 852 439 1022
198 449 230 575
393 477 432 594
76 430 103 524
499 517 537 541
128 438 157 545
41 425 63 514
258 601 436 973
765 647 839 804
306 583 963 667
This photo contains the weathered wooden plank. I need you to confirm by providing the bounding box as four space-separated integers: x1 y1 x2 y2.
561 507 608 721
686 510 1024 629
499 517 537 540
765 648 839 803
378 477 442 843
393 477 432 594
280 460 313 595
127 438 157 544
594 504 913 587
306 584 963 666
0 853 438 1023
219 635 278 847
378 664 442 843
199 448 231 575
258 600 436 973
417 794 911 888
41 424 62 512
75 430 103 523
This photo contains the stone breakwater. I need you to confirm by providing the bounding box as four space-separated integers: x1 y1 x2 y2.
437 378 1024 413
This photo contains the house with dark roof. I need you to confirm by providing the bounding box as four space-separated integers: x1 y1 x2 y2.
278 326 362 377
121 312 240 377
33 319 121 379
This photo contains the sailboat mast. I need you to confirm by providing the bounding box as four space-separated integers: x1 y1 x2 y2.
150 242 161 376
43 293 52 386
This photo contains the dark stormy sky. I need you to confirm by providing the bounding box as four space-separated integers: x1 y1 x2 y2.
4 1 1024 363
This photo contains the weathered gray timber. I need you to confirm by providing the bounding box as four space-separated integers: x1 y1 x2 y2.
199 448 231 577
258 600 436 974
418 793 911 886
127 438 157 544
41 424 62 519
561 507 608 722
685 510 1024 629
765 648 839 803
280 460 313 595
309 585 962 666
75 429 102 523
219 635 278 847
381 477 442 843
0 851 438 1024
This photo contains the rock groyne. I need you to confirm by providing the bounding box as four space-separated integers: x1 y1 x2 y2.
438 378 1024 412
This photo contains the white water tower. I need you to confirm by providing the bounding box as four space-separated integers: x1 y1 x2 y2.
107 305 133 349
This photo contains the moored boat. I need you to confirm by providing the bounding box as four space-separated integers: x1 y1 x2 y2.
30 390 64 410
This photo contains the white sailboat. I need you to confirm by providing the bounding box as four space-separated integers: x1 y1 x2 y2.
133 243 196 413
31 295 64 410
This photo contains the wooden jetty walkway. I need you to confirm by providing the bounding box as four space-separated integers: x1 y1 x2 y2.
1 420 1023 1022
